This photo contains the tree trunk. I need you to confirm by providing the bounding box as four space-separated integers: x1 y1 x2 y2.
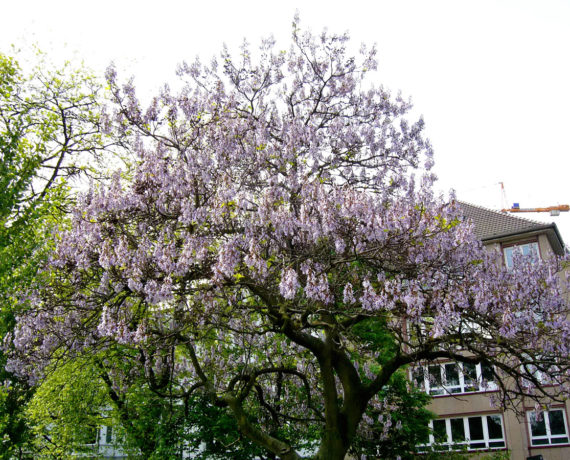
224 394 301 460
315 432 349 460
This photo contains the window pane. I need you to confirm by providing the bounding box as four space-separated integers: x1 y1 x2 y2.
433 419 447 444
444 363 461 393
463 363 477 389
468 417 484 441
486 415 503 439
489 440 506 448
470 442 486 449
450 418 465 442
522 242 539 263
429 365 442 385
105 426 113 444
444 364 458 383
549 410 567 435
412 367 425 390
85 426 97 445
551 437 569 444
521 244 532 256
504 247 514 268
530 412 547 437
429 365 443 395
481 362 494 382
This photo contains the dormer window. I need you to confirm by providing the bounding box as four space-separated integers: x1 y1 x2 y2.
502 240 540 269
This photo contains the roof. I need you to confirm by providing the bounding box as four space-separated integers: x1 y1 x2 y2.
458 201 566 256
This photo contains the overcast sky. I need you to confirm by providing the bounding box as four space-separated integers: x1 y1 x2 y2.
2 0 569 241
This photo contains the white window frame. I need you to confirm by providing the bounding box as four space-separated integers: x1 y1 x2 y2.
503 241 540 269
419 414 506 452
413 361 497 396
527 409 570 446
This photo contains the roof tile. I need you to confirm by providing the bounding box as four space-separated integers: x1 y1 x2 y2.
458 201 549 241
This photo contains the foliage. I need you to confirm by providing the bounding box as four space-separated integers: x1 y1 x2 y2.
0 52 115 458
417 449 510 460
25 359 110 458
1 49 118 312
100 348 191 459
348 318 433 459
7 20 570 460
349 371 433 459
184 396 271 459
480 451 511 460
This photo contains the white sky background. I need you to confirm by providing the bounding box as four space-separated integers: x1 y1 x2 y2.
2 0 570 242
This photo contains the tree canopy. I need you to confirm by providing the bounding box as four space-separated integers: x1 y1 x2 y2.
0 51 116 458
6 23 570 459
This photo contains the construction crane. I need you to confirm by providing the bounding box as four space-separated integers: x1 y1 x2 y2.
501 204 570 216
498 183 569 216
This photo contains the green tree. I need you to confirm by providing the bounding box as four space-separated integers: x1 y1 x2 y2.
349 371 433 459
25 359 110 458
337 317 432 459
0 52 114 458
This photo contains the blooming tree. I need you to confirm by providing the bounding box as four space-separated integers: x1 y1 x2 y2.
7 23 570 459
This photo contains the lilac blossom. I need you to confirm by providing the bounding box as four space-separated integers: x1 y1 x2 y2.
279 268 299 299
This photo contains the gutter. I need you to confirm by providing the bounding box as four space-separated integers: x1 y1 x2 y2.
481 223 566 256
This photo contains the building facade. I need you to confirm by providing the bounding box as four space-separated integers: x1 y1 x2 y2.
418 202 569 460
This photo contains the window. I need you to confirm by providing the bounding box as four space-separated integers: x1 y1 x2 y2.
528 409 569 446
418 414 506 452
412 361 496 396
105 425 113 444
503 241 540 269
84 425 98 445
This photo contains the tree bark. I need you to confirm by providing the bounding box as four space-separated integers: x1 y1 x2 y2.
223 394 301 460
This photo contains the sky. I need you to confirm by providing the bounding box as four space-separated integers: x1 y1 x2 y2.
2 0 570 241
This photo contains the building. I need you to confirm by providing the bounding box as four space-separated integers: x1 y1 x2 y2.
417 202 569 460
